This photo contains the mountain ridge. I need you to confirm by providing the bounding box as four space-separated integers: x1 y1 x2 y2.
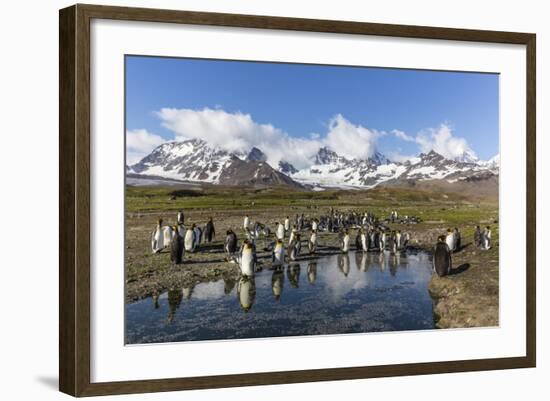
129 138 498 189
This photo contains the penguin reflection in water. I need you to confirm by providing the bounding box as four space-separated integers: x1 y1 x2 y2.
307 262 317 284
433 235 452 277
355 251 368 272
338 253 351 277
272 239 285 267
237 276 256 312
271 270 285 301
287 263 301 288
166 288 183 323
170 225 185 265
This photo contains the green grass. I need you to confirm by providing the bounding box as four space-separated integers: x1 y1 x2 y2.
126 185 498 224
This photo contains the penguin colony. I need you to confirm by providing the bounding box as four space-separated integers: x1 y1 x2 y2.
150 209 491 280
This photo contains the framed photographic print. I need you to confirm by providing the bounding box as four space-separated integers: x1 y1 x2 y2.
59 4 536 397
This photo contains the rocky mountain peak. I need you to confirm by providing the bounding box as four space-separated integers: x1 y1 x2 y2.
247 147 267 162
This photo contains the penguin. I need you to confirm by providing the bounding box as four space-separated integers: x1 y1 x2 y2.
272 239 285 266
395 230 402 250
311 219 318 232
445 228 455 252
355 230 362 250
287 234 301 261
184 224 197 252
271 270 284 301
177 223 186 238
360 230 368 252
237 276 256 312
193 225 203 247
482 226 492 250
341 230 350 253
177 210 184 225
276 222 285 240
224 229 238 261
388 232 397 254
287 263 301 288
239 240 255 277
307 262 317 284
284 216 290 232
162 225 174 248
151 219 164 254
243 215 250 231
402 232 410 249
308 230 317 254
170 225 185 265
433 235 452 277
288 226 298 245
380 231 387 251
474 225 482 248
203 217 215 243
453 228 461 251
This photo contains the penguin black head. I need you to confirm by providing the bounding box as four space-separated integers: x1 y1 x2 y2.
158 218 163 226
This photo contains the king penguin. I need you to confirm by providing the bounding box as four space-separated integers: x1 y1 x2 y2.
151 219 164 254
239 240 255 277
170 225 185 265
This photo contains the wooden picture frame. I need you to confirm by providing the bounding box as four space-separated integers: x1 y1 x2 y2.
59 3 536 397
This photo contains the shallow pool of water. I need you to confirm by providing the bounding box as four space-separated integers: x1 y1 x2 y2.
125 250 435 344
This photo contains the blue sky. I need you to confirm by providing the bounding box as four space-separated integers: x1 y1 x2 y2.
125 55 499 166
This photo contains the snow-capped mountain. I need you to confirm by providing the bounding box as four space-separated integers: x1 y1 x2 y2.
130 139 303 188
129 139 498 189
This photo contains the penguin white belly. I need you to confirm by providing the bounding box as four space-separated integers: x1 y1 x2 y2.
240 250 254 276
396 234 401 249
312 221 318 231
163 226 173 248
277 226 285 240
445 234 455 251
288 232 295 244
184 231 195 251
361 234 367 251
151 228 164 253
343 236 350 252
274 247 284 265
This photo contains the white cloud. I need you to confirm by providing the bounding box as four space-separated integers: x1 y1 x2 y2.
126 128 166 165
391 129 415 142
155 108 383 169
132 108 479 169
385 151 418 163
415 124 477 161
323 114 382 160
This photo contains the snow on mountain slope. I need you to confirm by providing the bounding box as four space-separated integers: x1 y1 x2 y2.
129 139 498 189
